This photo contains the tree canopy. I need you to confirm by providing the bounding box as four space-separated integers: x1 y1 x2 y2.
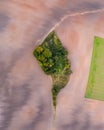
33 31 72 110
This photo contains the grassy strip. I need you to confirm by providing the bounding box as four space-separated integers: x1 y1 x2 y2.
33 31 72 111
85 36 104 101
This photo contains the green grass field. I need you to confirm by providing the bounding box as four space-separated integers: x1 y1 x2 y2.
85 36 104 101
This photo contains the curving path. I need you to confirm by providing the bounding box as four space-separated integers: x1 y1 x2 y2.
1 0 104 130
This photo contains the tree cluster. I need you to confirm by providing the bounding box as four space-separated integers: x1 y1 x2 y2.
33 31 72 109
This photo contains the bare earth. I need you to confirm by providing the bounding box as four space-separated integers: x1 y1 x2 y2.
55 11 104 130
1 0 104 130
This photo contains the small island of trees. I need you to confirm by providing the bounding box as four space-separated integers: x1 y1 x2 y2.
33 31 72 113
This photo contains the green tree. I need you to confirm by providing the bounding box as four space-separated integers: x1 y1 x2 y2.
33 31 72 112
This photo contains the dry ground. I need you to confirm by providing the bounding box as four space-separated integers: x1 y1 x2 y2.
1 0 104 130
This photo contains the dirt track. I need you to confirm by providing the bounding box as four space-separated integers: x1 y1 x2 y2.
55 11 104 130
1 0 104 130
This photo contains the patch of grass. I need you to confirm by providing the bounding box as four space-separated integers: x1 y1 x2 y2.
85 36 104 101
33 31 72 111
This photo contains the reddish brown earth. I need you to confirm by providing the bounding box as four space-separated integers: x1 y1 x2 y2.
1 1 104 130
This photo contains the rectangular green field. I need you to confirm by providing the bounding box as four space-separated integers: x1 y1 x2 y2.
85 36 104 101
